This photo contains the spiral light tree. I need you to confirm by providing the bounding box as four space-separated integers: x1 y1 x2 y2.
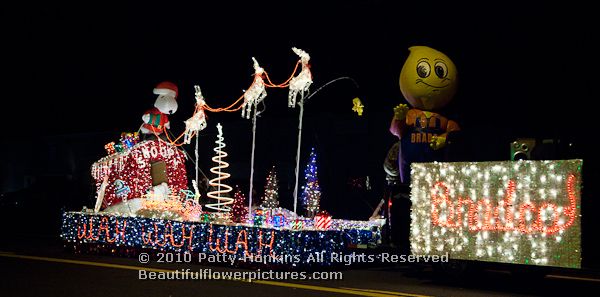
205 123 234 212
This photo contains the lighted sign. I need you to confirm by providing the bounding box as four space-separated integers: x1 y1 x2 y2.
410 160 582 268
60 212 378 265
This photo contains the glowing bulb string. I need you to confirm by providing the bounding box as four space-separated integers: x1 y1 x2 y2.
154 58 304 147
164 127 196 147
203 60 302 112
203 92 246 113
263 60 301 88
148 127 195 147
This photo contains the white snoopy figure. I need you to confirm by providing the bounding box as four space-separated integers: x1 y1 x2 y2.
141 81 179 135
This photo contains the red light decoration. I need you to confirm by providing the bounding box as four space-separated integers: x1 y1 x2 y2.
234 230 251 256
208 225 230 253
430 175 578 235
314 211 332 230
141 222 194 249
258 230 276 257
518 202 537 233
77 216 127 243
231 188 248 223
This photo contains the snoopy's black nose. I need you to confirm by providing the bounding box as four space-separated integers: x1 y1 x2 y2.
169 110 174 114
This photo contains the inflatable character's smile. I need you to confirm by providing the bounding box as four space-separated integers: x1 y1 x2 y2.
415 78 450 89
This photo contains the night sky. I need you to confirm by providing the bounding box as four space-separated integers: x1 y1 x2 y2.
5 1 596 136
2 0 598 261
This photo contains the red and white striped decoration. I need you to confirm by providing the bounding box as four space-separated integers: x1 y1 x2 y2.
314 211 332 230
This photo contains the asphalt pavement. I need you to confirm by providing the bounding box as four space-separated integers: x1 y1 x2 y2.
1 235 600 297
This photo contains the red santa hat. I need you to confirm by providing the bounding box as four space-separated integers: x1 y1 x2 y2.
153 81 178 98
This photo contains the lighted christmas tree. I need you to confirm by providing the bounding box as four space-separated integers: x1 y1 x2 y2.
206 123 234 212
301 148 321 217
261 166 280 209
231 186 248 223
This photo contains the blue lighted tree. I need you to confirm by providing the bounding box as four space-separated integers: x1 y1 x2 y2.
301 148 321 217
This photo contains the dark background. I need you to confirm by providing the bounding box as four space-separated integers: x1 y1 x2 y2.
1 1 598 266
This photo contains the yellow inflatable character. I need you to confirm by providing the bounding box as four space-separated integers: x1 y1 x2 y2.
390 46 460 183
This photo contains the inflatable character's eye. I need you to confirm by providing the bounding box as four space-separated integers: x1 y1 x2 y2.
434 62 448 78
416 61 431 78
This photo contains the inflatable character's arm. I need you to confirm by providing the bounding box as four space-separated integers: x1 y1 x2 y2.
142 108 158 124
430 119 460 150
390 104 410 138
142 112 150 123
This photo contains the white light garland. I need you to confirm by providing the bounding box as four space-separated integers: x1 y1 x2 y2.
183 85 207 144
288 47 312 108
241 57 267 119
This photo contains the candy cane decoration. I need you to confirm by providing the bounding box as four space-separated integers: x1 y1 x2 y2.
94 174 110 213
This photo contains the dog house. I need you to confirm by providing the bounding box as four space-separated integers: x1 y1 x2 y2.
91 140 188 209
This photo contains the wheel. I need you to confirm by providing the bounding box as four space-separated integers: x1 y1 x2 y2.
439 259 470 278
510 265 548 280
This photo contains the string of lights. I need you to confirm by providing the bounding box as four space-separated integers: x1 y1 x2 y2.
62 212 379 267
153 48 311 147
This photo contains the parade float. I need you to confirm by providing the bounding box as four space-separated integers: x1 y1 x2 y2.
60 48 382 266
